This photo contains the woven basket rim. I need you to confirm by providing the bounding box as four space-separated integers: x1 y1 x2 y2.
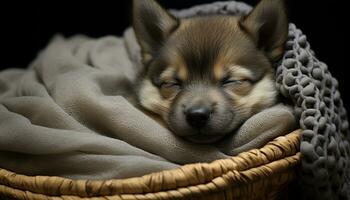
0 129 301 199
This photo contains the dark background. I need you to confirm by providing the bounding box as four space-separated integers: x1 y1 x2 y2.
1 0 349 111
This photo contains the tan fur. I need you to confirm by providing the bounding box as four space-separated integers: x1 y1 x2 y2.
138 79 170 121
230 73 277 115
162 52 189 82
160 67 176 82
226 65 254 80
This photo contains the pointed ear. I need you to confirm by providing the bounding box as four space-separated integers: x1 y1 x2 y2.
132 0 179 64
239 0 288 62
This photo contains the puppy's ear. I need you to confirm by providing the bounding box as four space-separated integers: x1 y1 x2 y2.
132 0 179 64
240 0 288 62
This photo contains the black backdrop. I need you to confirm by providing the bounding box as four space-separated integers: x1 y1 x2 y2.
1 0 349 111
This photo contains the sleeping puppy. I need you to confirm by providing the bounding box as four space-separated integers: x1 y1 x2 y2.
132 0 288 144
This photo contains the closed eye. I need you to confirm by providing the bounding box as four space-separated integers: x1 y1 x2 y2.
221 79 243 86
159 80 182 99
220 74 245 86
160 81 181 88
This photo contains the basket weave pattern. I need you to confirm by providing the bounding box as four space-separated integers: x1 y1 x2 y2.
0 130 301 200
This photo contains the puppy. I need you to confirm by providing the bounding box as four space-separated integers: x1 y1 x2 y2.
132 0 288 144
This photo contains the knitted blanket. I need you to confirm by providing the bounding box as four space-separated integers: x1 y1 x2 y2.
277 25 350 199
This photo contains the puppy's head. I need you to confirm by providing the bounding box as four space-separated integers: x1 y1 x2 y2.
133 0 288 143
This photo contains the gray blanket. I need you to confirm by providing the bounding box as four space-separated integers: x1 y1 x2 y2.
2 1 348 199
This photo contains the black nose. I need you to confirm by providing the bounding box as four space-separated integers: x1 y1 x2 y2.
185 106 211 128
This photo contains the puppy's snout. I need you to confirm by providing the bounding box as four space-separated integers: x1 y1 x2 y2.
185 105 211 128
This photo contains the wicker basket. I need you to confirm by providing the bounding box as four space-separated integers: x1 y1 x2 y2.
0 129 301 200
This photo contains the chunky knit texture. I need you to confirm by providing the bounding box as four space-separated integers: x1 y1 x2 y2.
276 24 350 200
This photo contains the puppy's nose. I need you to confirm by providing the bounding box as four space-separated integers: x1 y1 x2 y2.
185 106 211 128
